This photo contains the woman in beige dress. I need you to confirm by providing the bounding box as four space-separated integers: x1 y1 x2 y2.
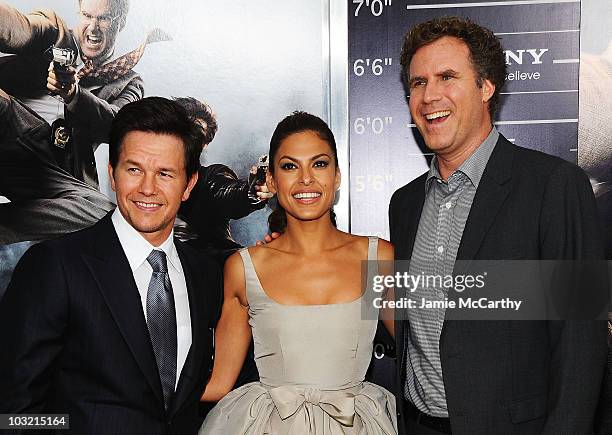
199 111 396 434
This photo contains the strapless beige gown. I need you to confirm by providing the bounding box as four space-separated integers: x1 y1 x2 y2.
199 237 397 434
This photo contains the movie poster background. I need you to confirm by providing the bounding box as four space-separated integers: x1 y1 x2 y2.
0 0 330 291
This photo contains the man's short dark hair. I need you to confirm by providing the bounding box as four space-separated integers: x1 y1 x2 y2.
400 16 507 117
173 97 218 147
79 0 130 31
109 97 202 178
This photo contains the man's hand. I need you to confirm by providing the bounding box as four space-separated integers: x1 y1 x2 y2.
47 62 77 104
248 165 273 201
255 232 281 246
254 183 273 201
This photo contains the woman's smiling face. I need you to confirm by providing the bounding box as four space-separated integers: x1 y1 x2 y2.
267 130 340 225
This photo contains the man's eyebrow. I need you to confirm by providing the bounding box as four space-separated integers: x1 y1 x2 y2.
123 160 178 173
437 69 459 76
408 75 426 86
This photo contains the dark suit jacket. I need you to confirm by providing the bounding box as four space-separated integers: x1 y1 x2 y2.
0 213 222 435
389 135 608 434
0 5 144 188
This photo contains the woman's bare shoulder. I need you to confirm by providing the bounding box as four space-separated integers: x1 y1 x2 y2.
222 251 248 306
246 240 281 263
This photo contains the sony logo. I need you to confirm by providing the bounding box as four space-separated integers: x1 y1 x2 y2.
504 49 549 65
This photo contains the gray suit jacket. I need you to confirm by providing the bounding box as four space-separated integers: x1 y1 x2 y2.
389 135 608 434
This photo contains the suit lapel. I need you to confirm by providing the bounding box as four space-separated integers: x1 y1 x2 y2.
82 214 164 405
442 137 514 346
168 242 207 417
455 136 514 265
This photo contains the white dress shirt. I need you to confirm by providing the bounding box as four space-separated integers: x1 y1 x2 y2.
111 209 192 389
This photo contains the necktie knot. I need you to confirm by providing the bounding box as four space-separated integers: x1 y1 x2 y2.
147 250 168 273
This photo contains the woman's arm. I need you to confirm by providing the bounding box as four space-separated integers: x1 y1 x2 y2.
377 239 395 339
200 252 252 402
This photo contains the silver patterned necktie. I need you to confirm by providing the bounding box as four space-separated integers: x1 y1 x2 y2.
146 249 177 410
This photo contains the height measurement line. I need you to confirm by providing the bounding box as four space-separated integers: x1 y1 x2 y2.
495 29 579 35
406 0 579 10
500 90 578 95
494 119 577 125
552 59 579 64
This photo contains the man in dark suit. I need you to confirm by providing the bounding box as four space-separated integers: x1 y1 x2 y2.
0 0 144 244
389 17 608 434
0 97 222 434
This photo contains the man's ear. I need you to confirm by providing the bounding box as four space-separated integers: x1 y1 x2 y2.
108 164 116 192
266 171 276 194
482 78 495 103
182 172 199 201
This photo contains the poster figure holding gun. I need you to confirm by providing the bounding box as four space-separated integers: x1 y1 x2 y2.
48 46 77 149
248 154 269 198
0 0 150 244
0 2 272 292
49 46 77 89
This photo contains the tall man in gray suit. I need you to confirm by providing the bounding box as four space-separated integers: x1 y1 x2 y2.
389 16 608 434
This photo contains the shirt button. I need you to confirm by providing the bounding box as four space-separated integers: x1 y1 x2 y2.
445 201 452 209
437 246 444 253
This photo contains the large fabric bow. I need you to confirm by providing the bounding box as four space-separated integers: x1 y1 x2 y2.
268 385 356 427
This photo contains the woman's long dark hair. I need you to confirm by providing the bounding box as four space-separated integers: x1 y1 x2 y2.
267 111 338 233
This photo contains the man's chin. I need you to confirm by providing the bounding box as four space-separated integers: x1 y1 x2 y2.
82 51 102 60
80 45 107 61
131 219 164 234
